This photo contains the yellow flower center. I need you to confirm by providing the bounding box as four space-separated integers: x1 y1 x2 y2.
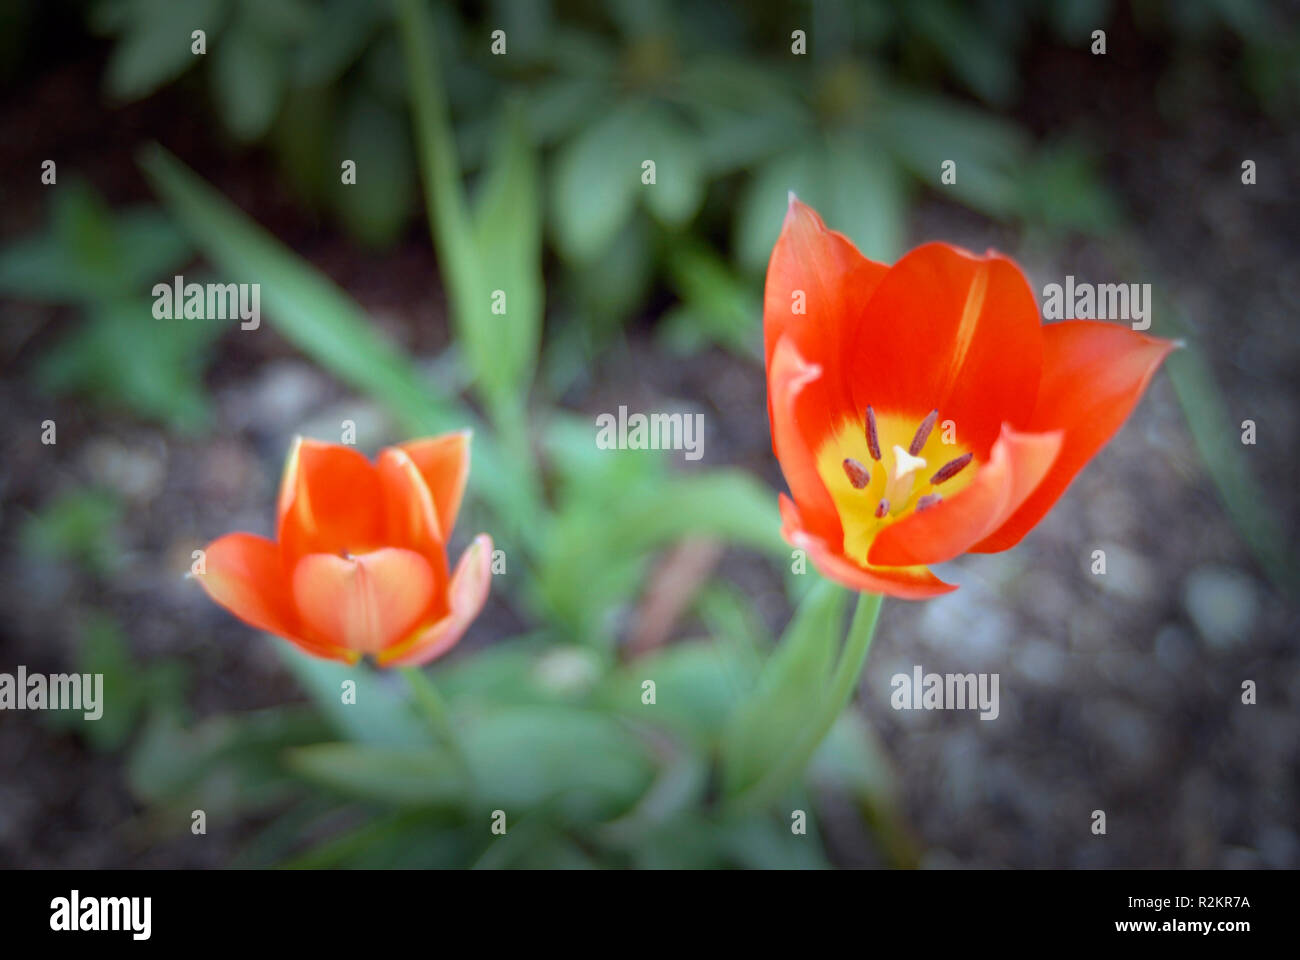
815 407 979 565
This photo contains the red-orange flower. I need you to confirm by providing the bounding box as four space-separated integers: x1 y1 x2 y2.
197 433 492 665
765 198 1176 598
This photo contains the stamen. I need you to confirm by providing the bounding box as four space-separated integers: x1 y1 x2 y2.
864 406 882 461
842 457 871 489
874 499 890 518
909 409 938 456
916 493 943 512
930 452 973 485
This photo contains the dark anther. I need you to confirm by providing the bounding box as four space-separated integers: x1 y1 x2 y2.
865 406 882 461
930 452 973 485
915 493 943 512
874 499 890 519
909 409 938 456
842 458 871 489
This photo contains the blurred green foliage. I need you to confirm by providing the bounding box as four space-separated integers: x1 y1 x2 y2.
0 180 220 430
43 612 188 750
111 592 907 868
19 487 124 578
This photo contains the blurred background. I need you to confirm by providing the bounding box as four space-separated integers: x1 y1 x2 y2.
0 0 1297 868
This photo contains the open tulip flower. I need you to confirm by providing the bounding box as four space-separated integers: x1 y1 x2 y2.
197 433 492 665
766 197 1176 598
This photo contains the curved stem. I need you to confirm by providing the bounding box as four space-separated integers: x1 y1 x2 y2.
736 589 885 811
401 666 470 774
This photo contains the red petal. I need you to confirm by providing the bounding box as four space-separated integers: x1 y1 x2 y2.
292 548 436 656
378 534 493 667
278 438 383 560
781 495 955 599
397 431 471 542
198 533 295 636
764 197 889 424
867 425 1062 567
198 533 353 661
377 448 451 594
972 321 1177 552
769 335 844 544
845 243 1043 457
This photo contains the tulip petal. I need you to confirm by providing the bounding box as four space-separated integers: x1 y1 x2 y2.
764 196 890 421
199 533 296 636
971 321 1177 553
781 495 955 599
769 335 845 544
378 534 493 667
845 243 1043 457
378 448 451 588
292 548 436 656
398 431 471 541
278 438 384 560
199 533 354 662
867 425 1062 567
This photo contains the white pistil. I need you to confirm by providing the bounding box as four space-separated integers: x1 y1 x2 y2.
883 444 927 513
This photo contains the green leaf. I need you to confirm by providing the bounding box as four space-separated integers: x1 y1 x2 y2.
102 0 224 102
127 706 331 815
660 239 762 359
212 23 284 141
140 143 438 425
332 90 416 247
396 0 545 435
276 645 431 747
907 0 1018 105
0 183 192 303
549 105 643 262
718 814 833 869
639 107 704 228
524 76 607 146
563 214 655 323
600 639 758 745
880 90 1027 219
1015 140 1121 235
727 589 884 811
1163 337 1294 589
292 0 381 85
535 420 786 643
460 705 654 821
285 743 466 806
239 0 317 39
34 298 221 432
468 103 543 410
721 579 846 798
825 132 907 263
277 809 471 868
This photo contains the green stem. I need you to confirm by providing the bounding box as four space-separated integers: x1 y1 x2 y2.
400 666 469 771
736 589 885 811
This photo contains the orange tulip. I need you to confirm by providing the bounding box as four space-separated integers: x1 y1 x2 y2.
197 433 492 665
765 198 1176 598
